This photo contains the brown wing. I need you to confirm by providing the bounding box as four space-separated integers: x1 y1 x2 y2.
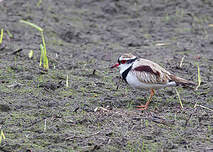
131 59 171 84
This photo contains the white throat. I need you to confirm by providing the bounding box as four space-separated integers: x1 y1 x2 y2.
119 63 133 75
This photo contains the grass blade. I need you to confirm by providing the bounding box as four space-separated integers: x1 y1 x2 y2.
0 28 3 44
40 44 44 67
1 130 5 139
20 19 49 70
41 31 48 70
0 130 5 144
175 88 183 109
6 29 13 38
20 20 43 32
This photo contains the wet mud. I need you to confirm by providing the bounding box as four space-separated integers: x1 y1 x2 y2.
0 0 212 151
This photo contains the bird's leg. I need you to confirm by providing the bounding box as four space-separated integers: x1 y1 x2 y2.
136 89 155 110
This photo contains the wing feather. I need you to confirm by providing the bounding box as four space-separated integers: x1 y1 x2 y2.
132 59 170 84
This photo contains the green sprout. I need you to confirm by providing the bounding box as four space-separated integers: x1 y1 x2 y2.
39 44 48 69
6 29 13 38
66 74 69 88
28 50 34 59
20 20 49 70
0 28 3 44
37 0 42 7
0 130 5 144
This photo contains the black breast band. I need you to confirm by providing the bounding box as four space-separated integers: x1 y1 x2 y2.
122 65 133 83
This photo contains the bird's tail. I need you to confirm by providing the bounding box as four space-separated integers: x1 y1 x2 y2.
169 75 196 87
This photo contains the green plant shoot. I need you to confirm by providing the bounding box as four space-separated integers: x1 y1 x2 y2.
20 20 43 32
40 44 44 67
175 88 183 109
41 32 49 69
28 50 34 59
20 20 49 70
0 28 3 44
66 74 69 87
6 29 13 38
37 0 42 7
0 130 6 144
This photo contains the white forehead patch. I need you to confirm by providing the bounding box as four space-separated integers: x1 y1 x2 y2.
119 53 136 61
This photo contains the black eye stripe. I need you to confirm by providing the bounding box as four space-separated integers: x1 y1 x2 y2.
118 57 138 64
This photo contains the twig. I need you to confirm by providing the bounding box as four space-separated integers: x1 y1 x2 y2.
66 74 69 88
184 109 197 127
22 118 44 128
116 76 123 90
92 69 96 75
0 147 11 152
65 131 100 140
155 42 168 46
195 63 201 90
194 103 213 112
150 116 175 126
179 55 185 68
47 55 59 64
11 48 23 55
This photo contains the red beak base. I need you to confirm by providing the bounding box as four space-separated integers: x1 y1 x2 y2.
111 63 119 69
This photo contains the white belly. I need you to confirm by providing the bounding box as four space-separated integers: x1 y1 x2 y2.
125 72 176 89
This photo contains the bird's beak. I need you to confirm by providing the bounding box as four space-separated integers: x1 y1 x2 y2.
111 63 119 68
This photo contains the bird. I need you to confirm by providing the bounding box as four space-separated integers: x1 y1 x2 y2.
111 53 196 110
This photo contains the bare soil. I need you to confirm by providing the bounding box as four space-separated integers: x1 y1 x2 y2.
0 0 212 151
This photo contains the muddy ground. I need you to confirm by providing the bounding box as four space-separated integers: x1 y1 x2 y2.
0 0 212 151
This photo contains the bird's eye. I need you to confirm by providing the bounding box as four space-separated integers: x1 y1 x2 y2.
121 60 126 64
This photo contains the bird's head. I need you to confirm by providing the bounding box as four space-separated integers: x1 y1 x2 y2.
111 53 137 72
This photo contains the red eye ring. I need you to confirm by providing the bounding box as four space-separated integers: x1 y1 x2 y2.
121 60 126 64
